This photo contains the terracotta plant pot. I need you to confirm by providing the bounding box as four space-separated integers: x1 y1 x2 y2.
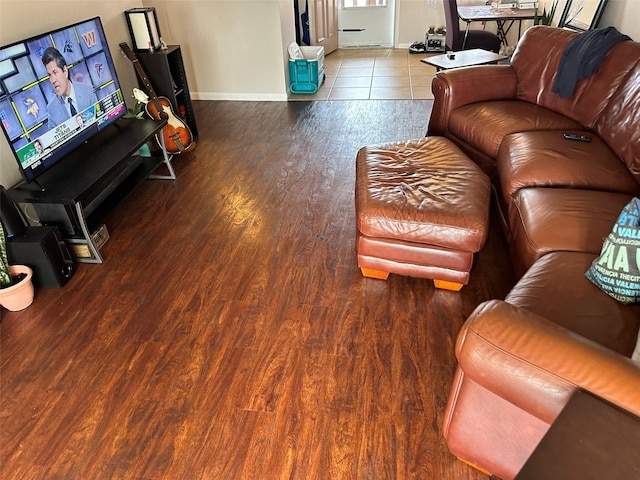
0 265 34 311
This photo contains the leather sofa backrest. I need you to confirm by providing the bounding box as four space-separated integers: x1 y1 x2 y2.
511 26 640 184
511 27 576 110
594 60 640 183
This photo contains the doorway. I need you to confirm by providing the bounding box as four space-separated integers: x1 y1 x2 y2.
338 0 396 47
294 0 397 52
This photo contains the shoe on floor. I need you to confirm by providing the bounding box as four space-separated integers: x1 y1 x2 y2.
409 42 427 54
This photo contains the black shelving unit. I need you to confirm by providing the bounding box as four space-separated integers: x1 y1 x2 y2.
137 45 198 141
9 118 170 263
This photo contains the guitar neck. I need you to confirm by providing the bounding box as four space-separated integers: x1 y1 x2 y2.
120 43 165 115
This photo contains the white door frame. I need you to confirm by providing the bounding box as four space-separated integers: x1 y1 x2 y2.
393 0 400 47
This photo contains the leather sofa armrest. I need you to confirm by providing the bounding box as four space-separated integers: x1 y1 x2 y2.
427 65 518 136
457 300 640 423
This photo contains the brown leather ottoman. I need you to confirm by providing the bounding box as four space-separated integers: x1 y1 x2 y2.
355 137 491 290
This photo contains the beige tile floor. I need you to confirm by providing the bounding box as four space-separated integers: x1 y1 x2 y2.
288 47 438 101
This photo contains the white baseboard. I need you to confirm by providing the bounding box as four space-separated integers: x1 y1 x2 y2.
192 92 288 102
338 43 394 48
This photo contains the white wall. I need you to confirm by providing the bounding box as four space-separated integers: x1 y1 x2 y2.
396 0 446 47
149 1 291 102
600 0 639 39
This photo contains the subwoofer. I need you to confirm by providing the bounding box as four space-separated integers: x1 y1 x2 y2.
6 226 75 288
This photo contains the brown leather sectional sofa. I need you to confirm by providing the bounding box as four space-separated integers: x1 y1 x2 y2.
428 26 640 479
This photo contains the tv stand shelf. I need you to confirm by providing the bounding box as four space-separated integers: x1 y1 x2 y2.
9 117 171 263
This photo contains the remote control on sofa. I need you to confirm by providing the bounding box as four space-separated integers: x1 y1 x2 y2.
563 133 591 142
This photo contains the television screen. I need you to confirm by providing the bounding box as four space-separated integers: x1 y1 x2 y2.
0 17 127 183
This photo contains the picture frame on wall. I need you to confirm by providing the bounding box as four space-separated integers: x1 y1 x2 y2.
558 0 609 31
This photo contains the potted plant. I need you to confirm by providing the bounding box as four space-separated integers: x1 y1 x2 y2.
0 222 35 311
534 0 558 26
128 87 149 120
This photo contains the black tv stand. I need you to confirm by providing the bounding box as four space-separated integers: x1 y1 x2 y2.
9 117 172 263
15 179 45 192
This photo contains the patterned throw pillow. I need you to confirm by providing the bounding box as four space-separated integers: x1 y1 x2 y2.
585 197 640 304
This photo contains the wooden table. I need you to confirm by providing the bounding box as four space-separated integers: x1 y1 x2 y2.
421 49 507 71
457 5 536 48
515 390 640 480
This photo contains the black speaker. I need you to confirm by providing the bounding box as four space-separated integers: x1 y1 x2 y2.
6 226 75 288
0 185 26 238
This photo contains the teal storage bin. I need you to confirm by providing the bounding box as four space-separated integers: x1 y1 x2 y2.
289 46 325 94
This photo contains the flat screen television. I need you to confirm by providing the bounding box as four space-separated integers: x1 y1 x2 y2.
0 17 127 184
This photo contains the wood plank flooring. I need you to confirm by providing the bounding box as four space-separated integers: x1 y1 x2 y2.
0 100 515 479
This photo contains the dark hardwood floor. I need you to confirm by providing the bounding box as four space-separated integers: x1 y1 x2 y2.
0 100 515 479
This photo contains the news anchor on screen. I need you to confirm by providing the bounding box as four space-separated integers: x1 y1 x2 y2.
41 47 97 129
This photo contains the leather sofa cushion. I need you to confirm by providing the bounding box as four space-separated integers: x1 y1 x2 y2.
506 251 640 356
509 188 632 275
497 130 640 206
356 233 475 285
448 100 581 160
356 234 474 272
